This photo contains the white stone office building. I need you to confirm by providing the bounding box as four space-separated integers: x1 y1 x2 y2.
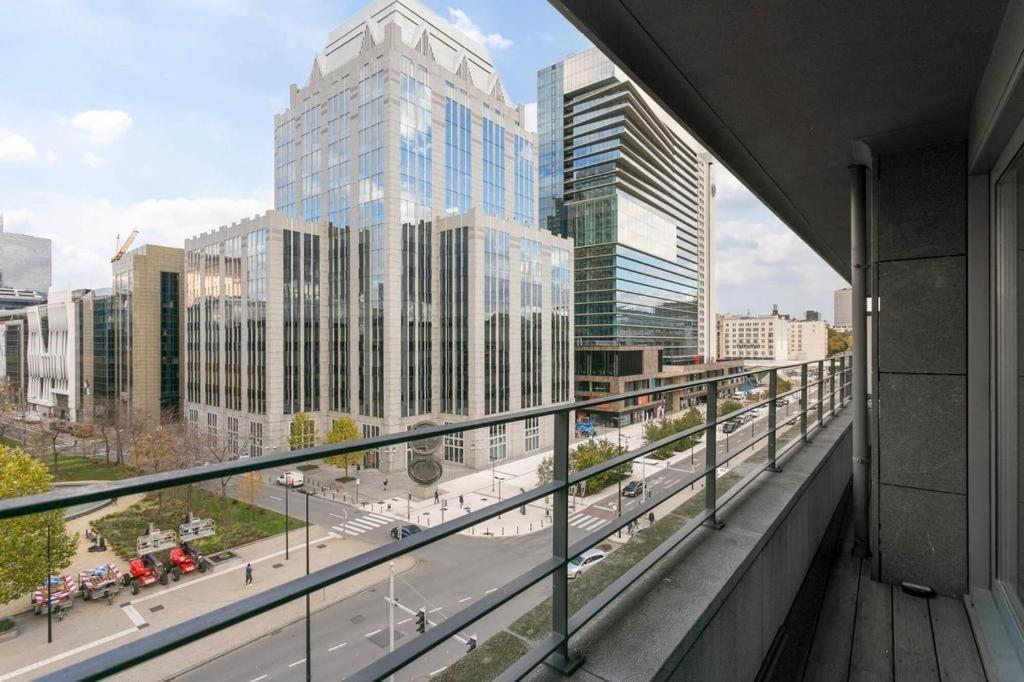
184 0 573 470
717 309 828 363
787 318 828 362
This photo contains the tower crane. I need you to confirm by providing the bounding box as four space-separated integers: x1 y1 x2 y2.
111 229 139 263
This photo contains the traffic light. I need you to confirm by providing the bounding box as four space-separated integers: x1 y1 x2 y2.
416 608 426 633
467 635 477 652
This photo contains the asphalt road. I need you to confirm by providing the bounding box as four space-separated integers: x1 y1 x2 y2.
175 394 818 681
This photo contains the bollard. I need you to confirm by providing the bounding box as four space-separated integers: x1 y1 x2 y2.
530 523 533 532
502 527 505 536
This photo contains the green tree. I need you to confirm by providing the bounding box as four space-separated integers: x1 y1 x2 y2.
643 408 704 460
828 328 851 356
0 444 77 605
571 439 631 496
776 377 793 394
323 417 363 477
718 399 743 417
238 472 263 522
536 454 553 486
288 413 317 451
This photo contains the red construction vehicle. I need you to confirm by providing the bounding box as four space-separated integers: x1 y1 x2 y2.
122 525 175 595
167 514 216 580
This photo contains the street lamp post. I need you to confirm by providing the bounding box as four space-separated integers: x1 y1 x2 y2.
617 478 622 539
285 483 290 560
304 491 311 682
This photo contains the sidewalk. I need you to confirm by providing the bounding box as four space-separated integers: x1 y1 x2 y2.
0 527 414 681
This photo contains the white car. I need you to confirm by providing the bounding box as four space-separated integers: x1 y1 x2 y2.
568 548 606 579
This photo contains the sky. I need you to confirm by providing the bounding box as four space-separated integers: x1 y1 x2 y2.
0 0 846 321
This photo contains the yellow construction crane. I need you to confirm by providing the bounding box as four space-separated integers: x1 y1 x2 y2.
111 228 139 263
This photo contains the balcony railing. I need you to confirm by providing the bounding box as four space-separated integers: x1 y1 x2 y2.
0 355 851 681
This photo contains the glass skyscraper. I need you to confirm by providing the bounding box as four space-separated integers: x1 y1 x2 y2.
539 48 715 366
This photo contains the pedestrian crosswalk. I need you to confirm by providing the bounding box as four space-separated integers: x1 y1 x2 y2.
568 511 609 531
331 512 394 537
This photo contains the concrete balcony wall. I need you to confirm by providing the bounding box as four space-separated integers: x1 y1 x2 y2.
875 140 969 595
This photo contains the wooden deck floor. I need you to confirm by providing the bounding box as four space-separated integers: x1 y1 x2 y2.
778 511 987 682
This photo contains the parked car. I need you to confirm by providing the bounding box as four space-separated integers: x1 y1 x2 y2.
775 398 790 407
623 481 644 497
568 548 606 579
391 524 422 541
722 420 740 434
276 471 304 487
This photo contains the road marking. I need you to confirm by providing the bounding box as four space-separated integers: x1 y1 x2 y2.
429 667 448 677
0 627 137 681
429 607 443 613
332 525 360 537
288 659 306 668
130 534 336 604
397 617 412 625
328 642 347 652
457 597 472 603
365 629 382 637
250 676 268 682
485 587 498 594
122 604 147 627
269 495 282 501
365 513 392 523
329 513 345 519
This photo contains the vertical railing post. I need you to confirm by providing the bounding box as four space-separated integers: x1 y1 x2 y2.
829 357 836 416
767 369 780 472
817 360 824 426
703 380 724 529
547 410 582 673
800 363 809 442
839 355 847 404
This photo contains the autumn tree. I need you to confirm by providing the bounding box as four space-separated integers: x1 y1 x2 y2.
642 408 704 460
718 399 743 417
0 379 20 442
239 472 263 522
288 412 317 450
776 376 793 394
0 444 77 605
571 439 631 496
536 454 553 486
323 417 363 477
828 328 852 356
135 422 186 512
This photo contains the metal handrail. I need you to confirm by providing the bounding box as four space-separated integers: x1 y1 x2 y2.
8 354 852 682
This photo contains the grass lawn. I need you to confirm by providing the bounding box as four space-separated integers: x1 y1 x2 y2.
443 424 798 680
0 437 133 481
95 487 307 561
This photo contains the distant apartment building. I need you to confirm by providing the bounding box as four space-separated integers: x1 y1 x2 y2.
539 47 715 364
111 245 184 422
717 307 828 363
0 289 81 420
787 318 828 362
185 0 573 470
833 287 852 329
0 217 51 293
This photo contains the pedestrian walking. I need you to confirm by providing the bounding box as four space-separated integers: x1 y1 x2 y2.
648 511 655 528
434 489 439 504
245 563 253 587
383 479 389 492
458 493 464 507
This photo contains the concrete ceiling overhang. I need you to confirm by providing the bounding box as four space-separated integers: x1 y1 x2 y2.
551 0 1009 279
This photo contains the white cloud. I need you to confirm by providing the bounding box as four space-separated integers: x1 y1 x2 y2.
80 152 105 169
12 193 270 290
0 130 38 162
71 110 133 146
448 8 513 50
523 102 537 133
44 150 58 163
1 209 34 228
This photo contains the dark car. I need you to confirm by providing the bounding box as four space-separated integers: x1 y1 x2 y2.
390 524 422 541
623 481 644 497
722 420 740 434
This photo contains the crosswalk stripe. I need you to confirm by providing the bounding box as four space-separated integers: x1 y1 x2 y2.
332 525 361 536
579 517 606 531
365 513 392 523
357 516 390 527
347 519 379 531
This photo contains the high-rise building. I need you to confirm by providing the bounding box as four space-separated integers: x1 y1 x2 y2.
805 310 820 321
185 0 573 470
833 287 852 329
111 245 184 422
538 47 715 364
0 216 51 293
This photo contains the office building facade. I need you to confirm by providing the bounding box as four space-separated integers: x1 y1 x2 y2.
112 245 184 422
538 48 714 364
717 309 828 363
0 217 51 293
833 287 852 329
186 0 573 470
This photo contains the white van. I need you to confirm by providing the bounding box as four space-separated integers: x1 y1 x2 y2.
276 471 304 488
